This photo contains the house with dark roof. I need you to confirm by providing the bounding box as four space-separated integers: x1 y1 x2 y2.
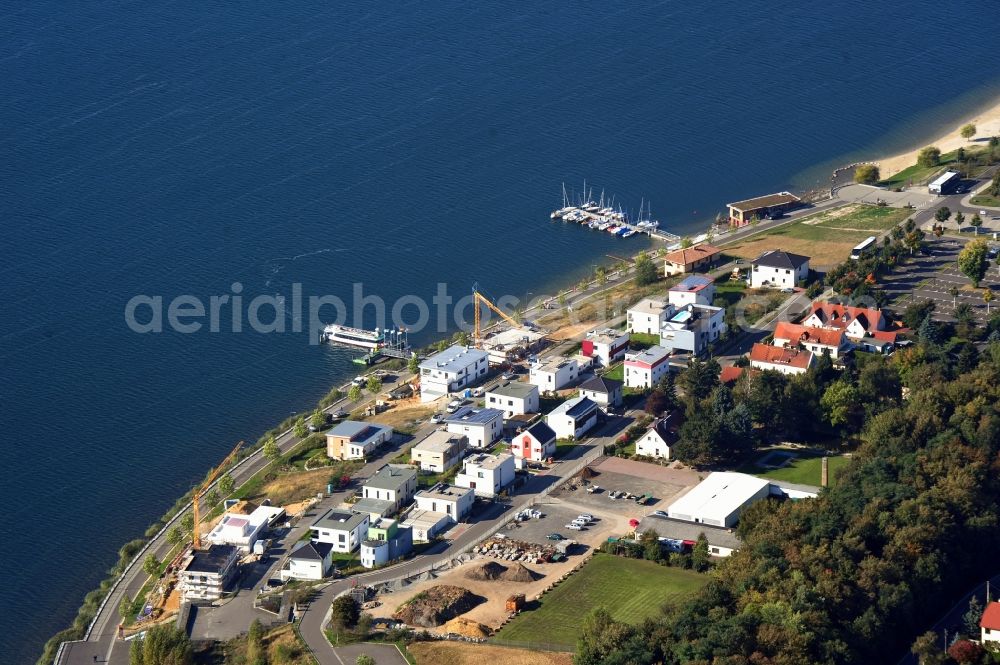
177 544 240 601
578 375 623 411
281 540 334 581
511 420 557 463
750 250 810 288
635 415 679 460
663 244 722 277
546 396 600 439
726 191 801 226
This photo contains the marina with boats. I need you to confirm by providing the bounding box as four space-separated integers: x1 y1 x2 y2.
324 324 412 364
550 182 681 244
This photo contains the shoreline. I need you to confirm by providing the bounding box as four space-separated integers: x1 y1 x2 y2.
876 92 1000 178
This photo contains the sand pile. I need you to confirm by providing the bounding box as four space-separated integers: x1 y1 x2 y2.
579 466 598 479
442 616 492 639
392 585 484 628
465 561 541 583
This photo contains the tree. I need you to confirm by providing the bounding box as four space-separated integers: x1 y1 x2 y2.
633 251 658 286
854 163 880 185
366 375 382 393
917 145 942 167
691 533 711 572
985 288 994 315
903 299 936 329
557 290 567 308
129 623 193 665
246 619 266 665
356 656 376 665
950 286 959 308
330 595 359 630
954 210 965 229
947 639 983 664
911 630 946 665
960 123 977 141
677 358 721 403
142 553 160 579
119 594 134 622
218 473 235 496
167 526 184 546
970 212 982 235
934 206 951 224
640 529 662 561
348 385 362 402
294 416 307 438
263 434 281 462
595 266 607 286
957 238 988 287
905 228 925 255
310 408 326 430
821 379 862 431
962 595 983 637
407 353 419 374
680 236 693 249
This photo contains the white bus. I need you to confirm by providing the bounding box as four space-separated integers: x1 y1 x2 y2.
850 236 877 260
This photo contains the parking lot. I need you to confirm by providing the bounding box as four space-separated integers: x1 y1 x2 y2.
882 235 1000 324
497 502 619 550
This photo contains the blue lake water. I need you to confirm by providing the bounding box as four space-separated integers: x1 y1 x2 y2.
3 1 1000 661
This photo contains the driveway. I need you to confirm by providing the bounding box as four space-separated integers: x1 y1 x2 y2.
834 183 938 209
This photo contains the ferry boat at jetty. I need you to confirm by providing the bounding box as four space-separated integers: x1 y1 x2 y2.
324 324 384 349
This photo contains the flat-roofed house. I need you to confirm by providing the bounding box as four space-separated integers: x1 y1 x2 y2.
659 304 726 356
418 345 489 402
455 452 516 498
727 191 800 226
581 328 630 366
310 509 369 553
627 297 670 335
624 345 672 389
669 275 716 307
529 356 580 391
414 482 474 522
177 545 240 602
485 381 539 417
410 430 467 473
326 420 394 460
444 406 504 449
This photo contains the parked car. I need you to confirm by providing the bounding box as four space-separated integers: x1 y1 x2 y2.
446 399 464 413
472 386 485 397
546 533 565 541
780 287 795 294
652 510 668 518
430 413 445 424
577 514 593 521
565 523 583 531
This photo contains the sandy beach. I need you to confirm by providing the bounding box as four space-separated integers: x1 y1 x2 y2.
878 96 1000 177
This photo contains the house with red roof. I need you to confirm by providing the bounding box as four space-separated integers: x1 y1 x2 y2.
980 601 1000 645
773 321 848 359
803 301 889 340
663 244 721 277
749 342 814 375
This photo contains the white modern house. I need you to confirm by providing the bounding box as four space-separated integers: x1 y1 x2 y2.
627 297 670 335
485 381 539 417
581 328 630 366
659 304 726 356
355 464 418 518
414 482 474 522
410 430 467 473
749 342 814 375
510 421 557 463
204 505 285 552
419 345 489 402
624 345 672 389
668 275 716 307
749 250 810 289
326 420 394 460
577 375 623 411
360 518 413 569
546 396 600 440
444 406 504 449
310 509 370 553
455 452 516 498
635 416 676 460
402 510 453 543
529 356 580 391
280 541 334 581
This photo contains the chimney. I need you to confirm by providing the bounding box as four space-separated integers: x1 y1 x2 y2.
821 456 829 487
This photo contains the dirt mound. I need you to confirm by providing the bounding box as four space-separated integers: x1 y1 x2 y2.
465 561 508 581
500 562 541 583
392 585 485 628
578 466 598 479
464 561 541 583
442 616 492 639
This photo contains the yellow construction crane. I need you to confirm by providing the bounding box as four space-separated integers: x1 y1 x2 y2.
192 441 244 550
473 285 521 347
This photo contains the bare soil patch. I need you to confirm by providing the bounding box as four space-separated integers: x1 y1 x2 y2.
408 641 573 665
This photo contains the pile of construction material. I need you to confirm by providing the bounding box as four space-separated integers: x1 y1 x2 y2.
473 537 556 564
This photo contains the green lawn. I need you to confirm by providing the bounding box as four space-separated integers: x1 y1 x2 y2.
741 453 849 487
713 281 747 308
495 554 707 649
627 332 660 350
602 364 624 381
970 194 1000 208
879 144 996 188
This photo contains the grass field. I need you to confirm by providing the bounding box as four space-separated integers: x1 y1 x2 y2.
494 554 707 649
601 363 624 381
970 194 1000 208
740 452 849 487
723 205 910 267
880 145 996 188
